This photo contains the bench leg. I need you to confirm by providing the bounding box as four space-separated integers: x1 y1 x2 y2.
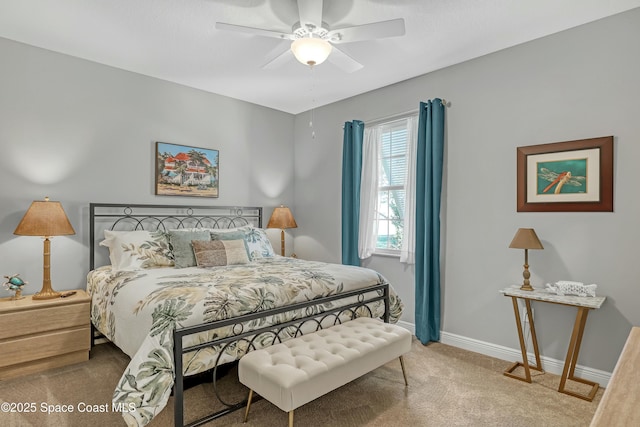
399 355 408 386
243 389 253 423
288 410 294 427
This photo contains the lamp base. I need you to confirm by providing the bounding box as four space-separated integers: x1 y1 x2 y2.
520 261 534 291
32 288 62 300
280 229 286 257
33 237 62 300
519 283 534 291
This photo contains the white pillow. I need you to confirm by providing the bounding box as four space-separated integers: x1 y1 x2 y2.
100 230 174 271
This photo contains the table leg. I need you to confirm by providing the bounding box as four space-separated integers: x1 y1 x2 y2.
558 307 599 401
504 297 543 382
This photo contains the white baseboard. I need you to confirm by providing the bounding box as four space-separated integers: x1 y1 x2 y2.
396 322 611 388
397 320 416 335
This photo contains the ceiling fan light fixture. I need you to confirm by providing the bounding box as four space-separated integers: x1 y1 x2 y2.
291 38 332 67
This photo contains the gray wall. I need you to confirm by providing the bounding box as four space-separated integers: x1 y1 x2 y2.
1 8 638 376
292 9 640 372
0 38 295 297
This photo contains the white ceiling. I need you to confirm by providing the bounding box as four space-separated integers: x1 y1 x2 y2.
1 0 639 114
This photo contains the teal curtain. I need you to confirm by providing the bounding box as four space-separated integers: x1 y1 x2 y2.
415 99 445 344
341 120 364 266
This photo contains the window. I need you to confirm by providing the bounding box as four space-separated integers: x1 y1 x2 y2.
376 121 408 253
357 115 417 259
359 114 417 260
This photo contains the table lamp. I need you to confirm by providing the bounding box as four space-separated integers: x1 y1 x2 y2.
267 205 297 256
509 228 544 291
14 197 75 300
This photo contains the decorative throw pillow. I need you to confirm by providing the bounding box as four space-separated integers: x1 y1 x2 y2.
167 229 211 268
242 227 276 260
210 230 250 256
177 225 251 234
210 227 275 260
100 230 173 271
210 230 246 240
209 224 252 234
191 239 250 267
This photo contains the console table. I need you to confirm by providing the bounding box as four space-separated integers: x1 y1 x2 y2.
500 286 606 401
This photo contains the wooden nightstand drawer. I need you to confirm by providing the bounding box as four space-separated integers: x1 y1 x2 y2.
0 290 91 380
0 326 90 367
0 303 89 340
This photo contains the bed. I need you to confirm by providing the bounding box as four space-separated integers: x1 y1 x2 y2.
87 203 404 427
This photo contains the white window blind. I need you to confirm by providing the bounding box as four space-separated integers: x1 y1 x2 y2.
377 121 408 251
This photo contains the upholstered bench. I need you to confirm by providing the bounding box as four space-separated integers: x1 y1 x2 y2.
238 316 412 427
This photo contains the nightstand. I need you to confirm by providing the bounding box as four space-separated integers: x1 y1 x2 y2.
0 289 91 380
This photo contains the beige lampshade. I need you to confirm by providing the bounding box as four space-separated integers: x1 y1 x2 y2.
14 197 75 237
509 228 543 250
267 206 298 230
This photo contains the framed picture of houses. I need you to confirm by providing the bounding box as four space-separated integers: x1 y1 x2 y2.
155 142 219 198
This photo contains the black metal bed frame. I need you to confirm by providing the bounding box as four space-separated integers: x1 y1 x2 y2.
88 203 391 427
89 203 262 271
173 282 390 427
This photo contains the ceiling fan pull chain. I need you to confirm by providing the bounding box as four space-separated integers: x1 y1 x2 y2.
309 66 316 139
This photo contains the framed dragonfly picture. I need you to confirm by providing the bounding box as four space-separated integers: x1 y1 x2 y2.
516 136 613 212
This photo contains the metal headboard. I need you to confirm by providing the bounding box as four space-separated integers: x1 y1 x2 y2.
89 203 262 270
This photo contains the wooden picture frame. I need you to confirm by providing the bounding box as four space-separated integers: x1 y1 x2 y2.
155 142 219 198
516 136 613 212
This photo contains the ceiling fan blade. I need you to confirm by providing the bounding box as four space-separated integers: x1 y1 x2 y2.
327 46 363 73
297 0 323 29
215 22 294 40
328 18 405 44
261 45 294 69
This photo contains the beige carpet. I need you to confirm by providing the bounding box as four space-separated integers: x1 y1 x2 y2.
0 339 602 426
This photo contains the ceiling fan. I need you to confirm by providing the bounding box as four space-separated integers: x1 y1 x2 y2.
215 0 405 72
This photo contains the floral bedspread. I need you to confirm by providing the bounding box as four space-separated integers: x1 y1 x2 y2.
86 257 403 427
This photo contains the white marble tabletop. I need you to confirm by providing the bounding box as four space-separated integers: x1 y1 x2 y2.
499 285 606 309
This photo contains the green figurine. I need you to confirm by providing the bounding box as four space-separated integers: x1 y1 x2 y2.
3 273 27 300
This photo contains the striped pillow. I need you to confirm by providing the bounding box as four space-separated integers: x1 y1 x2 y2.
191 239 250 267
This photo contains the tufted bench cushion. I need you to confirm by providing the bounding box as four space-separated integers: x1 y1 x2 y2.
238 316 412 426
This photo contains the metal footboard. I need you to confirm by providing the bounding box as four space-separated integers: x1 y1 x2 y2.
173 282 391 427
